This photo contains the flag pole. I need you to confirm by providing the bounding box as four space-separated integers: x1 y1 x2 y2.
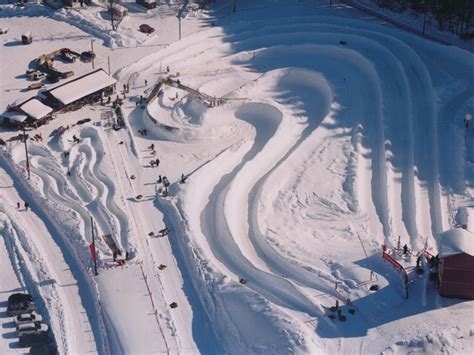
91 216 98 276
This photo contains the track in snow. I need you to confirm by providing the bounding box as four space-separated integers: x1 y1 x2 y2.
116 2 474 352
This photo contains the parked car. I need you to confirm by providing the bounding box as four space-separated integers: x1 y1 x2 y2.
7 294 35 316
26 71 35 79
0 28 8 34
18 332 49 348
31 72 46 81
7 301 36 317
25 69 37 78
29 343 58 355
60 48 76 63
139 24 155 34
80 51 96 63
26 70 46 81
46 75 59 83
16 322 48 337
14 312 43 326
27 82 44 90
8 293 33 305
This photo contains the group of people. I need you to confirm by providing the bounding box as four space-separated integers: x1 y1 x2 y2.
150 158 160 168
138 128 148 136
16 201 29 211
32 133 43 142
157 175 170 187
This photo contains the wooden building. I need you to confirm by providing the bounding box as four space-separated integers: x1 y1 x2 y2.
43 68 116 111
437 228 474 299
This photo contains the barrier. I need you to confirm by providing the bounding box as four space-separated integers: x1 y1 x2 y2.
382 245 409 298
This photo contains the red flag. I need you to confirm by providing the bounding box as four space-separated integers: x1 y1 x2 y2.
89 243 96 262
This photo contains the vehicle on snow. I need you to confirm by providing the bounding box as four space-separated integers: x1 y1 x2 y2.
16 322 48 337
60 48 77 63
46 75 59 83
139 24 155 34
80 51 96 63
18 331 49 348
14 312 43 326
27 82 44 90
7 293 35 317
8 293 33 304
26 70 46 81
29 343 58 355
7 301 36 317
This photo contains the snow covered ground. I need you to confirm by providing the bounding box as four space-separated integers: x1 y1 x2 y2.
1 0 473 354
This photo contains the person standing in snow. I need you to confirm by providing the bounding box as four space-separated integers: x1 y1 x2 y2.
24 202 29 211
403 244 408 255
416 255 421 268
16 202 20 209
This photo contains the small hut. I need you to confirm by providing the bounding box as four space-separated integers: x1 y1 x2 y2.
436 228 474 299
1 112 28 127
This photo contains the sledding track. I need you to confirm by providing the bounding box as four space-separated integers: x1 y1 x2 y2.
0 161 102 354
0 1 472 354
119 3 474 352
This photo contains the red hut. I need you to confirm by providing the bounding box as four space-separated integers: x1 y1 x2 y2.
436 228 474 299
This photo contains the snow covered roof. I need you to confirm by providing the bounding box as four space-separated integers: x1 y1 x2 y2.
19 98 53 119
1 111 28 123
48 69 116 105
437 228 474 258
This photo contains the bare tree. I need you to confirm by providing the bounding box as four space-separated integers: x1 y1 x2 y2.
109 0 125 32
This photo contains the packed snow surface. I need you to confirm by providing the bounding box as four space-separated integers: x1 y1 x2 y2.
0 0 473 354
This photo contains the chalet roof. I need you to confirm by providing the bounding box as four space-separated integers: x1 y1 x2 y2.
19 98 53 119
47 69 116 105
1 111 28 123
437 228 474 258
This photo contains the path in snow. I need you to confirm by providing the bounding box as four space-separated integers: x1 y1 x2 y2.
0 166 98 354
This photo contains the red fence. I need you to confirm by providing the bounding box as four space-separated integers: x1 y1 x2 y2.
382 245 409 298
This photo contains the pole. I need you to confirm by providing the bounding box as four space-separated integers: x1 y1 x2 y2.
233 0 236 13
178 17 181 40
91 216 98 276
356 233 368 258
107 56 111 75
422 1 428 37
23 127 30 179
90 38 95 70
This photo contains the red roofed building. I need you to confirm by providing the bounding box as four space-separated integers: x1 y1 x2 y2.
437 228 474 299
